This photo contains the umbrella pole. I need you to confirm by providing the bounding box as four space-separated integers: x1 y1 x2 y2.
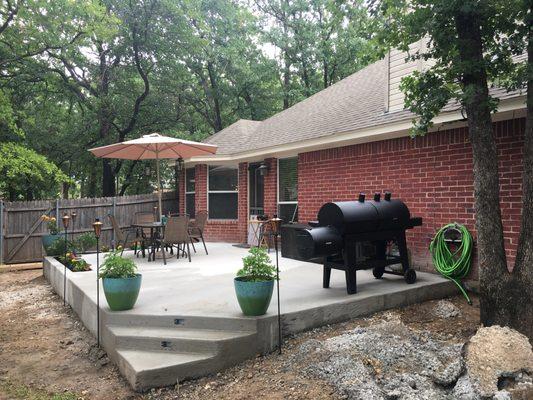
156 154 162 221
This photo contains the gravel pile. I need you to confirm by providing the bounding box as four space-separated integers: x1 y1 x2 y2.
295 316 532 400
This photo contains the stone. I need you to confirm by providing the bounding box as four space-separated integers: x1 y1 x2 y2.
465 325 533 397
433 300 460 319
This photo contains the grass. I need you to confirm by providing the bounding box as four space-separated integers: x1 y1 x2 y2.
0 380 79 400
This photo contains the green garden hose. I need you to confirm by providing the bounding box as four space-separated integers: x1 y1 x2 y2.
429 223 473 305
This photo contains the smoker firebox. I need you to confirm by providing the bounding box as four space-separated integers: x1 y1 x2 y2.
281 192 422 294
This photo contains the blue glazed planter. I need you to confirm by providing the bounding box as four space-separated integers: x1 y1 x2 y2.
102 274 142 311
42 234 61 250
234 277 274 316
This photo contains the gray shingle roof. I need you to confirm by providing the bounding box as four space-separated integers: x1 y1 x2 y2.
205 58 524 156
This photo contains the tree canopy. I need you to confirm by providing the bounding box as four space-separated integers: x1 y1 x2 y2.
0 0 378 199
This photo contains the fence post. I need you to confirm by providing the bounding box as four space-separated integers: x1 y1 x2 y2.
111 196 116 246
0 200 4 265
55 199 60 231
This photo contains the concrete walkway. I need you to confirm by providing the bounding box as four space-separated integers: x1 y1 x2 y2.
44 243 456 391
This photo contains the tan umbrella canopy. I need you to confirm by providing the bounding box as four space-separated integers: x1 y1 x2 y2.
89 133 217 218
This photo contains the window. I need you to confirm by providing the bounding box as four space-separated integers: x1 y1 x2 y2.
278 157 298 222
208 165 238 219
185 168 195 218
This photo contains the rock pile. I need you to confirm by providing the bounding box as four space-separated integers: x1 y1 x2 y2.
296 318 532 399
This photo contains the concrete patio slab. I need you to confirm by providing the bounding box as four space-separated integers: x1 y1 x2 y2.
43 243 456 391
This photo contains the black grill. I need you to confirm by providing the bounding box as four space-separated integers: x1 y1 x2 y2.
281 192 422 294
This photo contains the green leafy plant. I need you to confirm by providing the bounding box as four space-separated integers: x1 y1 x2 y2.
99 250 137 279
73 232 97 253
45 238 75 256
237 247 277 282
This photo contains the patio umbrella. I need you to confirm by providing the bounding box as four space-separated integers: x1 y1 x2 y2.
89 133 217 219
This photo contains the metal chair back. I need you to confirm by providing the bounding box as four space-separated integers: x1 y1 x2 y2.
194 210 208 232
164 216 190 244
135 211 155 236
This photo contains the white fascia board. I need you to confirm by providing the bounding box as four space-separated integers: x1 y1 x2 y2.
184 96 526 166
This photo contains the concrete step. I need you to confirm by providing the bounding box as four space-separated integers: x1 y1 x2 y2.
108 325 257 354
115 349 216 391
102 313 259 332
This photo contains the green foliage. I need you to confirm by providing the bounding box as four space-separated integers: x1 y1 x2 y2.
99 251 137 279
45 238 75 257
372 0 526 135
73 232 97 254
0 0 377 200
237 247 277 282
0 143 69 201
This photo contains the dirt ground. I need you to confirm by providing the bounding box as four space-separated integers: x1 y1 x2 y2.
0 269 482 400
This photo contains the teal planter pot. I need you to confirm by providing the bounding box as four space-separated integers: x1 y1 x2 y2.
234 277 274 316
102 274 142 311
42 234 61 249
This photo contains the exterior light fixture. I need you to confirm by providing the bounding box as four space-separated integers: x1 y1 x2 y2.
176 158 185 172
257 162 269 176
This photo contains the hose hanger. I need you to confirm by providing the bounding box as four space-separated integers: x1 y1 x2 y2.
430 223 473 305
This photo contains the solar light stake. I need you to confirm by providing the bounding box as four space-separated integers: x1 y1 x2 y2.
62 213 70 306
271 216 283 355
93 218 103 347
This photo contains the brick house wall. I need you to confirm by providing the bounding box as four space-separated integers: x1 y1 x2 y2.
181 117 524 279
298 118 524 277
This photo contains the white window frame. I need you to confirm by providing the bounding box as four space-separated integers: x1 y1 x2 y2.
184 167 195 217
207 165 239 220
277 157 298 219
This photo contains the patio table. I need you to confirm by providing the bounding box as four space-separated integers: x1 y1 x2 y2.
131 221 165 262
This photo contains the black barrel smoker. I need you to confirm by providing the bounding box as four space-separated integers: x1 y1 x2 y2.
281 192 422 294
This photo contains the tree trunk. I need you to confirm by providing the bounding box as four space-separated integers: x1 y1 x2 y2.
283 50 291 109
508 4 533 339
454 11 512 327
207 61 223 132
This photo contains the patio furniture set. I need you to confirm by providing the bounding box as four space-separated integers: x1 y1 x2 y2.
109 210 208 265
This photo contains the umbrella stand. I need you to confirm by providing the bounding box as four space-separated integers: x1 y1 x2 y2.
155 152 163 221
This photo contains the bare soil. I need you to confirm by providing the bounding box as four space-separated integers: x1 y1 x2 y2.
0 269 482 400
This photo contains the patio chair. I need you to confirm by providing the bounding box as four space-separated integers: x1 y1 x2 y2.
134 211 155 258
188 210 208 255
157 216 192 265
108 214 134 256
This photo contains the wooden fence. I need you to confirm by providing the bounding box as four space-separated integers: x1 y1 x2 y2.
0 192 178 264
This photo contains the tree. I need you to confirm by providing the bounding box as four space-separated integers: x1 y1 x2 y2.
0 142 69 200
373 0 532 338
255 0 378 108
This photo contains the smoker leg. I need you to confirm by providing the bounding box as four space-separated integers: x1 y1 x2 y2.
344 244 357 294
373 240 387 279
323 265 331 288
396 232 410 273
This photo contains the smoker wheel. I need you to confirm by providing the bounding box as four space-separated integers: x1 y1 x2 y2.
372 267 384 279
404 268 417 284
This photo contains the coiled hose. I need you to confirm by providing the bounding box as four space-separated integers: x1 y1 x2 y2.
429 223 473 305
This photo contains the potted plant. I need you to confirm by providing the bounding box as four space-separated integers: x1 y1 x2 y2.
234 247 277 316
99 251 141 311
41 215 60 250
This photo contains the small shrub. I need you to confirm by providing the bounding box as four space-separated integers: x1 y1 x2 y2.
73 232 97 253
45 238 75 256
99 251 137 279
237 247 277 282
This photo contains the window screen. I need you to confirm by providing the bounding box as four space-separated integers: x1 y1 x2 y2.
278 158 298 202
185 168 195 218
208 165 238 219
